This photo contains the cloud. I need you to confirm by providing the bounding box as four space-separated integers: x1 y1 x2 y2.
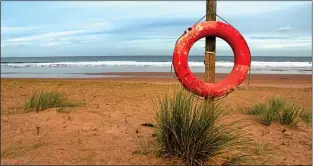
120 38 175 46
247 36 311 49
3 20 111 44
1 42 31 48
1 1 311 57
6 30 86 42
59 37 70 41
71 1 135 8
65 21 111 31
278 27 294 33
1 26 40 33
111 32 312 52
217 1 309 15
70 1 310 20
252 43 310 49
86 22 110 29
172 35 312 51
3 32 107 49
39 41 72 47
39 42 60 47
249 36 293 40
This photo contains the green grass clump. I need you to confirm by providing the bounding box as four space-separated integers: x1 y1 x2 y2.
248 103 266 115
24 90 77 112
249 96 304 126
1 135 48 159
155 89 243 166
279 104 302 125
268 96 285 116
249 97 283 126
259 106 276 126
300 111 312 123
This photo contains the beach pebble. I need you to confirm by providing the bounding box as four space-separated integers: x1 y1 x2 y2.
282 128 287 133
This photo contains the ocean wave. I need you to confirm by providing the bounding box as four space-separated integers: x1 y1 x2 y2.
1 61 312 69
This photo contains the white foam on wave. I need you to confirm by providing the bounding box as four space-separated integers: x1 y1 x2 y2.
1 61 312 69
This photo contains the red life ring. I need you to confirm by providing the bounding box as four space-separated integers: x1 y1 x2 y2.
172 21 251 98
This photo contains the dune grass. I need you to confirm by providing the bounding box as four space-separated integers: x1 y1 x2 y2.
248 103 266 115
155 89 244 166
249 96 304 126
24 90 77 113
1 135 48 159
300 111 312 124
259 105 276 126
279 104 302 125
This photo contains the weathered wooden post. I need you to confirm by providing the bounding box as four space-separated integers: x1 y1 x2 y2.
204 0 216 83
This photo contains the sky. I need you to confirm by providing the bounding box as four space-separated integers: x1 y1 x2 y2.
1 1 312 57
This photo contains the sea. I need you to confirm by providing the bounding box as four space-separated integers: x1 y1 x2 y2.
1 56 312 78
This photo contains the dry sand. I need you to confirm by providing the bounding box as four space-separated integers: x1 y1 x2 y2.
1 73 312 165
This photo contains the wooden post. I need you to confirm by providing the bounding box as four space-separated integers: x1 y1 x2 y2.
204 0 216 83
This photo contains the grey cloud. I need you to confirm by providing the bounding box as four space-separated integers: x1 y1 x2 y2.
219 3 311 35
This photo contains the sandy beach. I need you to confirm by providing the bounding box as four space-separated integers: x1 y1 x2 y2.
1 73 312 165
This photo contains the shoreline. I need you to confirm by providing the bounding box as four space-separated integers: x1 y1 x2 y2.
2 72 312 77
2 72 311 88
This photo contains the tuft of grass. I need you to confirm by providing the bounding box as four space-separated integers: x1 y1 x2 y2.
301 111 312 124
268 96 285 118
254 143 268 156
259 106 276 126
248 103 266 115
155 89 244 166
24 90 77 113
279 104 303 126
249 96 304 126
255 144 261 155
1 135 48 159
132 137 155 156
